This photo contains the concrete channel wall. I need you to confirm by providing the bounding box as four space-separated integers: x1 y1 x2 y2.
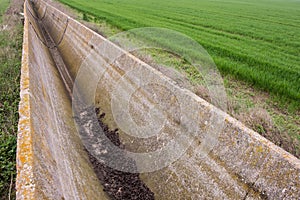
17 0 300 199
17 1 108 199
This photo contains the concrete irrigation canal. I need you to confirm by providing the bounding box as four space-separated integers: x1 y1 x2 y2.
17 0 300 199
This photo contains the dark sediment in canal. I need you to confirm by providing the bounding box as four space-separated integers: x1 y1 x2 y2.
75 106 155 200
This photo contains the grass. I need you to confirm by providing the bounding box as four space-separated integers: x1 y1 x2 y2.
0 0 23 198
0 0 9 22
58 0 300 105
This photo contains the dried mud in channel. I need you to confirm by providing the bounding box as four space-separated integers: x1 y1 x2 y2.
76 107 155 200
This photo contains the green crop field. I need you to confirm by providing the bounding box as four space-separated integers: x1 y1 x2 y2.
59 0 300 103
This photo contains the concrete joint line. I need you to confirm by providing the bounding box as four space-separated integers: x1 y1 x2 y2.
26 1 51 48
40 5 47 21
28 21 49 48
25 0 39 21
55 18 69 48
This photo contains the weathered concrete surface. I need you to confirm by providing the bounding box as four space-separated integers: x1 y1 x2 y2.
17 0 300 199
16 1 108 199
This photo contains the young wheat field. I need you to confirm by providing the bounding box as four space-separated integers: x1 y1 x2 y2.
59 0 300 104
